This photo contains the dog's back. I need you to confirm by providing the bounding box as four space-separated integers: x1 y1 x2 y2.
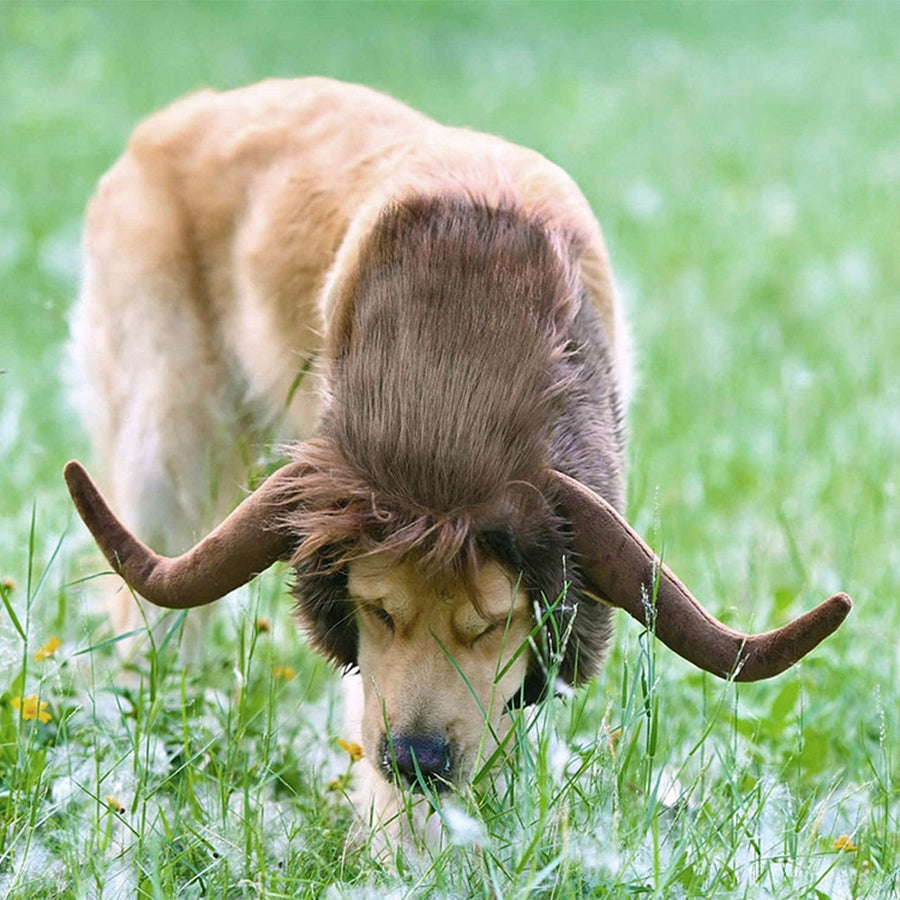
69 76 630 642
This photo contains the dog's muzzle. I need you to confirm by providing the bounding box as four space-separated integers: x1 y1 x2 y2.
380 733 454 793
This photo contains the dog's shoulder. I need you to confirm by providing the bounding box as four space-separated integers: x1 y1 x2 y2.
123 78 431 170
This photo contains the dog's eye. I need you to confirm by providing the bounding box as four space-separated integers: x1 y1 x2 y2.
473 622 502 645
367 605 395 632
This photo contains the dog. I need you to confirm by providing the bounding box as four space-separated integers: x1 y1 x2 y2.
64 78 850 848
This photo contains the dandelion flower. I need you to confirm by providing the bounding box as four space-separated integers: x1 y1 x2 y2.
444 803 487 847
336 738 364 762
35 636 61 661
272 665 296 680
833 835 857 852
12 695 52 723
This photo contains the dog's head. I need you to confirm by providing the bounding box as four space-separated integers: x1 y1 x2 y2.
281 196 617 789
277 436 616 792
346 552 533 790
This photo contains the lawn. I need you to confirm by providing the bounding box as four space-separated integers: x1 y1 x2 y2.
0 2 897 897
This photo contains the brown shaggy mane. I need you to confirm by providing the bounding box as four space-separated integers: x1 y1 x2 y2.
289 196 579 571
280 195 615 692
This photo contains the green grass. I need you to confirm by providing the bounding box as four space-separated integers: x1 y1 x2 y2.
1 1 898 897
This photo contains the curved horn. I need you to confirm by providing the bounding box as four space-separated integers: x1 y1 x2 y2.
551 470 851 682
64 459 307 609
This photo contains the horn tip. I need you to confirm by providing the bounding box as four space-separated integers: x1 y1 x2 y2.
63 459 89 489
826 591 853 621
63 460 101 514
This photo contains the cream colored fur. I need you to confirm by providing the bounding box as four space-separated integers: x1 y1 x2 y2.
341 554 534 852
69 78 630 852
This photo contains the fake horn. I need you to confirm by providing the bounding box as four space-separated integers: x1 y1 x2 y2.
64 459 305 609
550 470 851 681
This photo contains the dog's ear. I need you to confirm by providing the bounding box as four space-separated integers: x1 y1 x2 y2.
291 558 359 669
551 471 852 681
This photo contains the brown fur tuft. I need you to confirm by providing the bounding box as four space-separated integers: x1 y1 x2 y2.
327 196 576 514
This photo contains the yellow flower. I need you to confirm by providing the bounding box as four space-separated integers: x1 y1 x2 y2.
35 636 61 661
833 835 857 852
608 727 623 754
1 577 15 594
12 695 52 723
337 738 364 762
272 665 296 680
255 617 271 634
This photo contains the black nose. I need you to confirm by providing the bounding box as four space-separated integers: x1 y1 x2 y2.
382 734 453 791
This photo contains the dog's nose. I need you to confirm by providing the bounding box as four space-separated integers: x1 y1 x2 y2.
384 734 453 790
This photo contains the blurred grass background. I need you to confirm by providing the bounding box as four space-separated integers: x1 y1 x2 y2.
0 1 897 895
